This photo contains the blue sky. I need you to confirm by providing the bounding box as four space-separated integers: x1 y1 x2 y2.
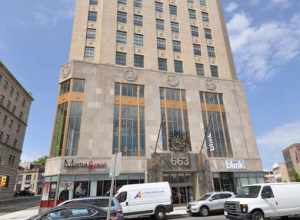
0 0 299 169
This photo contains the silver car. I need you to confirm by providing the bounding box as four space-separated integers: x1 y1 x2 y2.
187 192 235 217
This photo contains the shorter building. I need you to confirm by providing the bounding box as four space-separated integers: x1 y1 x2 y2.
272 163 290 182
0 61 33 199
264 170 275 183
282 143 300 181
15 162 44 195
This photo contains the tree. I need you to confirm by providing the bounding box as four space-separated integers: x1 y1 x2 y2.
32 156 48 166
291 169 300 182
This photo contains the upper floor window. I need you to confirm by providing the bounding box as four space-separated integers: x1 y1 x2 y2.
193 44 201 56
158 58 167 71
174 60 183 73
84 47 95 57
204 28 212 39
134 14 143 26
86 28 96 39
3 79 8 90
156 19 164 30
199 0 207 6
210 65 219 78
202 12 209 22
171 22 179 33
196 63 204 76
157 38 166 50
207 46 216 57
0 95 4 105
188 9 196 19
191 25 199 37
117 11 127 23
88 11 97 21
60 80 70 96
116 31 127 44
134 34 144 47
89 0 98 5
72 79 85 92
116 52 127 65
155 1 163 12
9 86 14 97
169 5 177 16
173 40 181 52
118 0 127 5
134 0 143 8
134 54 144 68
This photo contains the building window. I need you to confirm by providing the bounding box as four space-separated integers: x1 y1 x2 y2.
113 83 145 156
169 5 177 16
84 47 95 57
3 115 7 125
117 11 127 23
155 1 163 12
3 80 8 90
134 54 144 68
210 65 219 78
171 22 179 33
202 12 209 22
200 92 232 158
72 79 85 92
157 38 166 50
188 9 196 19
207 46 216 57
158 58 167 71
9 119 13 129
156 19 164 30
60 80 71 95
191 25 199 37
65 102 83 156
86 28 96 39
204 28 212 39
160 88 191 152
0 95 4 105
89 0 98 5
10 87 14 97
88 11 97 21
193 44 201 56
134 34 144 46
196 63 204 76
174 60 183 73
118 0 127 5
52 102 68 156
134 0 143 8
116 31 127 44
199 0 207 6
173 40 181 52
116 52 127 65
134 14 143 26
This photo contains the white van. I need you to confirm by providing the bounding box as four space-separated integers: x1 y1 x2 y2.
115 182 173 220
224 183 300 220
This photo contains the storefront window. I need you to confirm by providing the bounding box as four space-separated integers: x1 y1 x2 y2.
200 92 232 157
160 88 191 152
48 182 58 200
113 83 145 157
65 102 83 156
74 181 90 198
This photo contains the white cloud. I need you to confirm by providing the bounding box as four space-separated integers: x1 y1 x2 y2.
257 121 300 169
225 2 238 13
227 13 300 84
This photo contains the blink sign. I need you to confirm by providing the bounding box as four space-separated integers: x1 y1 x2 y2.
225 160 246 170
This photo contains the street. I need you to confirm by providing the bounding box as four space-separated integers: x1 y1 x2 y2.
0 196 40 216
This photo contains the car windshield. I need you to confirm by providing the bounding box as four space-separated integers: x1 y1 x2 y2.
198 193 212 201
236 186 261 198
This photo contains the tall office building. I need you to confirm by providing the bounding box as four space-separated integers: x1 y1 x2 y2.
0 61 33 198
41 0 263 208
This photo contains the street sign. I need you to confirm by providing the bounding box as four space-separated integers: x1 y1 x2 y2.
207 132 215 152
109 152 122 177
0 176 9 188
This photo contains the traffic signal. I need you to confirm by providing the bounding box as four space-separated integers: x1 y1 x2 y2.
0 176 9 188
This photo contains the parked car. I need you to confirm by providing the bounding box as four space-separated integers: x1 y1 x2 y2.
187 191 235 217
224 183 300 220
27 203 117 220
115 182 173 220
58 196 123 220
14 190 34 197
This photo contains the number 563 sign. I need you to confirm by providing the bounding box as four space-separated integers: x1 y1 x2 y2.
170 155 190 168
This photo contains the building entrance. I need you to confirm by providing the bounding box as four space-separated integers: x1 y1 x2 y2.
163 173 193 205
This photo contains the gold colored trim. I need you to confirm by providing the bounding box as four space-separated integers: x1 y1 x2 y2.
160 100 187 109
115 96 144 106
202 104 225 112
58 92 85 104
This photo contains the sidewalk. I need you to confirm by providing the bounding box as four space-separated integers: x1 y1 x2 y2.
0 206 39 220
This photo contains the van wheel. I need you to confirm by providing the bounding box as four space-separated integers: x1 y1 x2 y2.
251 211 264 220
155 207 166 220
199 206 209 217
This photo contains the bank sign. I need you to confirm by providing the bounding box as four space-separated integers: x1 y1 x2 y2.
225 160 246 170
64 159 107 170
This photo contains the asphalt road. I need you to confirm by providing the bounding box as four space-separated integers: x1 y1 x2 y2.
0 196 40 216
169 214 225 220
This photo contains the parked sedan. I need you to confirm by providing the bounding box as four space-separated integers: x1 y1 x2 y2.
27 203 118 220
187 191 235 217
